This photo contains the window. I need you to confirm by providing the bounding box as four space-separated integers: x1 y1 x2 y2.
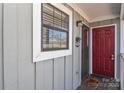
33 3 72 62
42 4 69 51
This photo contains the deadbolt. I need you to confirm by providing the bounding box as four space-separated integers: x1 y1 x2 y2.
111 54 115 61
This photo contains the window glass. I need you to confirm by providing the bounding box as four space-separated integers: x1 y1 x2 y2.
42 3 69 51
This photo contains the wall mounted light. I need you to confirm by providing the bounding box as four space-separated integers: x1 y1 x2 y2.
76 20 83 27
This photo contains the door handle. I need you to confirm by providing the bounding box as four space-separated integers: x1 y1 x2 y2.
111 54 115 61
111 58 114 61
112 54 114 57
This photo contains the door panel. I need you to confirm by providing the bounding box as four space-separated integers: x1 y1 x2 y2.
92 26 115 77
82 25 89 80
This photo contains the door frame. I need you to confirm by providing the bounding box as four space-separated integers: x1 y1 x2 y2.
89 24 118 80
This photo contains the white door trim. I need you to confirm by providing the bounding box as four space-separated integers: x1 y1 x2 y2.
89 24 118 80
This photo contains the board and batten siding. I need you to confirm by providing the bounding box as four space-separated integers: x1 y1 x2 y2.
73 11 81 89
0 3 3 90
3 4 19 89
0 3 89 90
90 18 120 81
73 11 89 89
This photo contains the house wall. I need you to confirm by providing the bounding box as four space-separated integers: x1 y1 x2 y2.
120 4 124 53
90 17 120 81
0 3 89 90
120 4 124 90
0 4 3 90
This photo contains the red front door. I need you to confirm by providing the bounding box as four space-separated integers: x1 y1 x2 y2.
92 26 115 77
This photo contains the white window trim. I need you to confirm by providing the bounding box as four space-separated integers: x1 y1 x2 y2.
33 3 72 62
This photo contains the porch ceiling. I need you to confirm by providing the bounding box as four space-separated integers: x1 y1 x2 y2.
73 3 121 22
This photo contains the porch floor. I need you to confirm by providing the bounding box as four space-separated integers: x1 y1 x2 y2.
77 74 120 90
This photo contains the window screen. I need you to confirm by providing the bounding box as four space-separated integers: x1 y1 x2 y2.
41 4 69 51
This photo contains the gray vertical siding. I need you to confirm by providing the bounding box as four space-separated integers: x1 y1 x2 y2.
72 11 81 89
0 3 89 90
90 18 120 80
65 55 73 89
3 4 18 89
0 4 3 90
17 4 35 89
54 57 65 89
36 60 53 90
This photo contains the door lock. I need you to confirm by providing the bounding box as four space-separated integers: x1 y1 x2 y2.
111 54 115 61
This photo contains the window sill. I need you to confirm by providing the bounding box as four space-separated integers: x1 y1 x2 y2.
33 49 72 62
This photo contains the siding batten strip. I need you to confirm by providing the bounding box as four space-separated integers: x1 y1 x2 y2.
52 59 54 90
64 56 66 90
72 9 74 90
1 3 4 90
34 63 36 90
31 4 36 90
16 4 19 90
